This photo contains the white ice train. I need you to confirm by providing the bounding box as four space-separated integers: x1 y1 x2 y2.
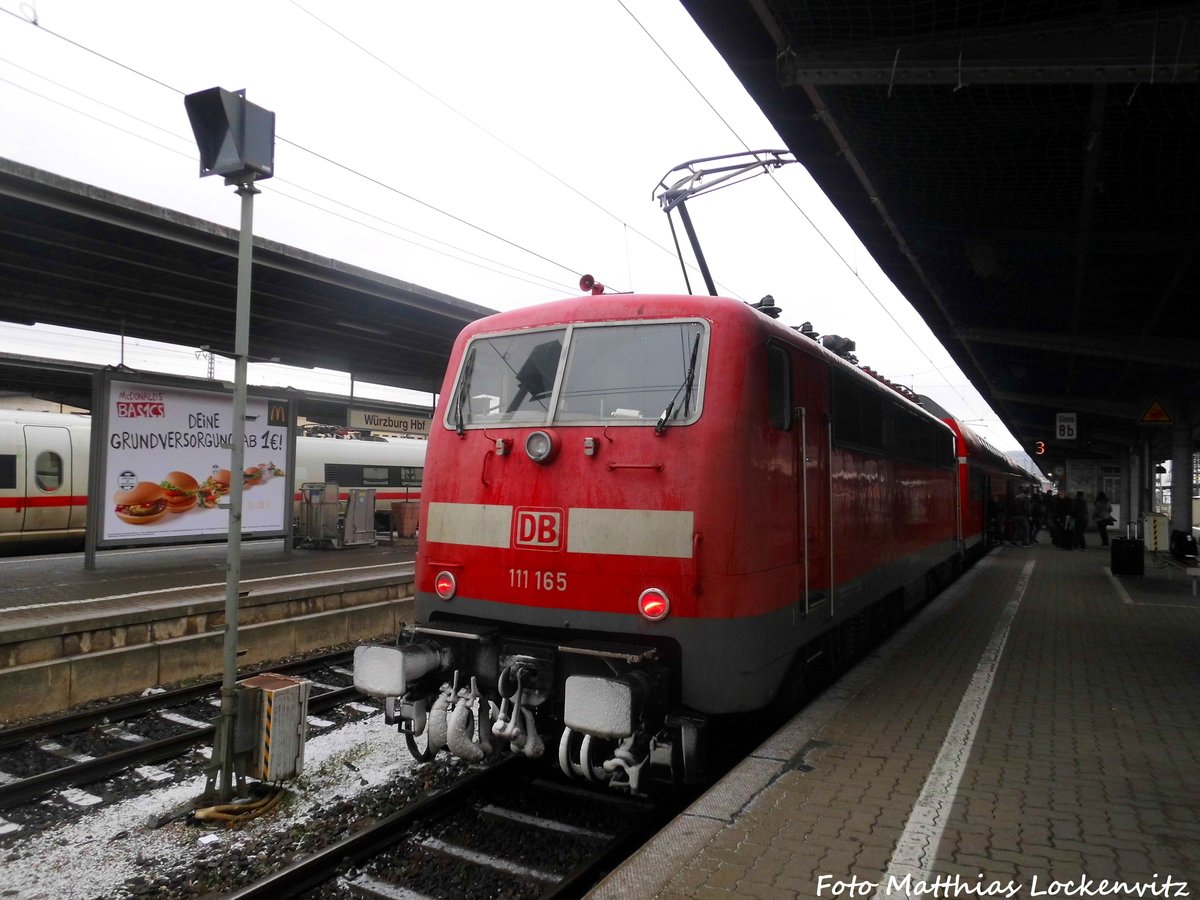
0 409 425 548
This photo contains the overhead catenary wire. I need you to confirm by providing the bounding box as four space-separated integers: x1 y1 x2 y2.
5 2 816 312
4 1 993 428
0 1 742 299
0 5 590 294
0 62 580 297
616 0 989 423
288 0 698 290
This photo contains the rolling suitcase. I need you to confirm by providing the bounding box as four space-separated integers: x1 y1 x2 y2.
1111 536 1144 577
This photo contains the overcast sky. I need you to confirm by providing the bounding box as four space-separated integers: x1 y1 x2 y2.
0 0 1023 451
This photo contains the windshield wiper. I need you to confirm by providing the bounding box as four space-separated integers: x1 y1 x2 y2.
655 333 701 435
454 347 476 436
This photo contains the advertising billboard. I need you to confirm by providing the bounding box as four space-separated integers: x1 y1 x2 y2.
93 374 293 546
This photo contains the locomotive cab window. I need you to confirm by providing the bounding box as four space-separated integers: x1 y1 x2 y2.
34 451 63 492
557 321 705 424
449 320 707 429
452 328 566 427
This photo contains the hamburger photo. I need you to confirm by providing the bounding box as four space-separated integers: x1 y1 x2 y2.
243 462 281 485
159 470 199 513
113 481 169 526
204 469 232 497
243 465 265 488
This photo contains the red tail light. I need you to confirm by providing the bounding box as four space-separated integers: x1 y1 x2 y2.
637 588 670 621
434 570 457 600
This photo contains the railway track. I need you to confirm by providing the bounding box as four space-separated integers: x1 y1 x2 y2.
1 649 760 898
226 755 687 900
0 649 373 821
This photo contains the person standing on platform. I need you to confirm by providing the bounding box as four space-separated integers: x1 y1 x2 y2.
1010 487 1031 546
1030 490 1047 543
1093 491 1114 547
987 493 1003 544
1051 487 1071 549
1071 490 1089 550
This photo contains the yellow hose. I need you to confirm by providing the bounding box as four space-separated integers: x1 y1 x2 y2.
194 787 286 827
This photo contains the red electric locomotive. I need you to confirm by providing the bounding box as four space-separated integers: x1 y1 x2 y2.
355 291 968 790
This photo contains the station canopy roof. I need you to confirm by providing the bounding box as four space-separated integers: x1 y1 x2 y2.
0 157 495 413
680 0 1200 473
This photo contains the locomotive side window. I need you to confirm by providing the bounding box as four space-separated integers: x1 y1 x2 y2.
767 343 792 430
35 451 63 492
556 321 705 424
860 391 884 447
832 371 883 451
831 369 866 447
832 369 953 468
0 454 15 489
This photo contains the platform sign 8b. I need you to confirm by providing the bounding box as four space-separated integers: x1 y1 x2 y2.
1055 412 1077 440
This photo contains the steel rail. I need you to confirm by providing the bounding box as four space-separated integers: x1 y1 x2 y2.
227 757 679 900
226 755 523 899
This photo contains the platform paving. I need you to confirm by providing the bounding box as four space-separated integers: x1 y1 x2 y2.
591 542 1200 899
0 538 416 616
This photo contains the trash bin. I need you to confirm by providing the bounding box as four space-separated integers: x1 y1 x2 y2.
391 501 420 538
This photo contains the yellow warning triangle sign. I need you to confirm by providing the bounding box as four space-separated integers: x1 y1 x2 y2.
1141 400 1172 423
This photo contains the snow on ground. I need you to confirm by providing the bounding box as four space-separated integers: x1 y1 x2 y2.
3 713 417 899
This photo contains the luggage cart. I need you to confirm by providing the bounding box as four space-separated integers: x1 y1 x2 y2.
295 484 378 549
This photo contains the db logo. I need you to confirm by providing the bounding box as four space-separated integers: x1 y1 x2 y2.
513 507 564 551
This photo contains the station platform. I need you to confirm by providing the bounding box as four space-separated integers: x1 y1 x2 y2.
591 541 1200 898
0 539 416 721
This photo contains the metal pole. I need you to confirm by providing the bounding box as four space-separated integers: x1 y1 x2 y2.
1170 410 1193 537
215 174 259 802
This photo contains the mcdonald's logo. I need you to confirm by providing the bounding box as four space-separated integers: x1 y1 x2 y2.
268 402 289 425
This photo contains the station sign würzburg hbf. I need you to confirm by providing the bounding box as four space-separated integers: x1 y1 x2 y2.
348 408 430 438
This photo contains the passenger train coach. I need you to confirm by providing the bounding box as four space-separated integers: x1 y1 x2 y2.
921 397 1037 560
353 291 1039 792
0 409 425 548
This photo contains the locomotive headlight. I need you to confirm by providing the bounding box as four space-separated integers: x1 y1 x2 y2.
525 429 560 464
637 588 670 621
434 570 457 600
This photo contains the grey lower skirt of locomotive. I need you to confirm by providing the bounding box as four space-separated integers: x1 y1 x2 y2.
354 622 708 794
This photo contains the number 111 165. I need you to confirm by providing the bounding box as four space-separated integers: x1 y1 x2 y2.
509 569 567 591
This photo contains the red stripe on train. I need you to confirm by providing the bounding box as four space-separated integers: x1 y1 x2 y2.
0 496 88 509
291 491 421 501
